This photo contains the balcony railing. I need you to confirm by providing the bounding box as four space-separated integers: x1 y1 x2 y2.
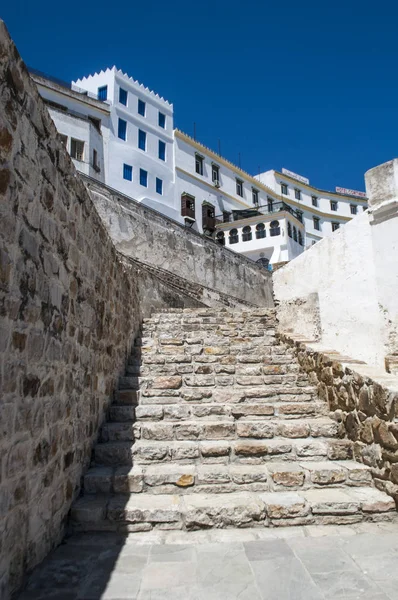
215 202 303 224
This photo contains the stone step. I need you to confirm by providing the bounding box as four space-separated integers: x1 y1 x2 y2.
139 386 318 404
93 437 353 466
70 487 396 532
83 460 373 496
108 403 330 422
102 418 343 442
137 398 327 417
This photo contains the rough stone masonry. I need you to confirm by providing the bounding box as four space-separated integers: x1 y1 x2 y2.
0 20 206 599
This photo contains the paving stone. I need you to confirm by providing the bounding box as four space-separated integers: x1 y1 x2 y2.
251 557 324 600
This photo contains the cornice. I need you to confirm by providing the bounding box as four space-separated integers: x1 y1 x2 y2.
273 170 368 203
175 131 357 221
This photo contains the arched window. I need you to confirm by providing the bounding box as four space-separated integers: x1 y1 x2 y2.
287 222 292 238
216 231 225 246
293 226 298 242
298 231 303 246
256 223 266 239
229 228 239 244
256 257 270 269
270 220 280 237
242 225 252 242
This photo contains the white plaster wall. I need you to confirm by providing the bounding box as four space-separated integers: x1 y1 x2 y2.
273 211 386 367
175 136 274 228
257 169 368 245
74 69 177 217
221 215 304 263
370 211 398 356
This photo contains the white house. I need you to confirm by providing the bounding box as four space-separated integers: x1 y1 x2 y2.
73 68 177 220
31 69 111 182
31 66 368 268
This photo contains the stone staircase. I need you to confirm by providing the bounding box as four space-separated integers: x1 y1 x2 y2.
71 308 396 532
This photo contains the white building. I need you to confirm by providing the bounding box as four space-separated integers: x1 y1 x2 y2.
31 66 368 268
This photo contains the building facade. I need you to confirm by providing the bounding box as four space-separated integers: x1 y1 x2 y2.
31 66 368 267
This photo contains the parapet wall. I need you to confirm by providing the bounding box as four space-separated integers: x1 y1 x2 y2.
83 176 274 308
0 21 200 599
273 210 386 368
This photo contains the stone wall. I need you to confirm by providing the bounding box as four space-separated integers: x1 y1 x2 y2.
282 335 398 503
83 176 274 308
0 21 200 599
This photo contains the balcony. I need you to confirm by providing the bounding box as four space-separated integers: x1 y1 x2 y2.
215 202 302 224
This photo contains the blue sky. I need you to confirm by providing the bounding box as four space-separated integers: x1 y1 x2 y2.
2 0 397 191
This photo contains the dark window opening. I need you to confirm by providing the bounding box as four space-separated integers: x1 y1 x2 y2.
242 225 252 242
216 231 225 246
229 228 239 244
270 220 280 237
256 223 266 239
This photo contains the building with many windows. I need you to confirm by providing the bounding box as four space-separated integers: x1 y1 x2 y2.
31 66 368 268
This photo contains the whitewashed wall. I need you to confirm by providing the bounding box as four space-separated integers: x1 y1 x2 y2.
74 68 177 220
273 210 386 367
258 170 368 246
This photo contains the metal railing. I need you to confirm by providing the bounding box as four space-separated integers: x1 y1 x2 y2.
216 201 303 224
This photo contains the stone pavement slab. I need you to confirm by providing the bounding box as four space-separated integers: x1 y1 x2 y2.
18 522 398 600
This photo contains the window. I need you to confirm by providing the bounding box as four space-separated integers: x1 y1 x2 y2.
242 225 252 242
252 188 259 204
330 200 338 211
287 222 292 238
119 88 127 106
296 210 303 223
267 198 274 212
158 112 166 128
222 211 231 223
138 129 146 151
140 168 148 187
202 203 216 233
270 220 280 237
118 118 127 140
138 99 146 116
216 231 225 246
281 183 288 195
229 228 239 244
181 194 195 219
195 154 204 175
332 222 340 231
350 204 357 215
212 164 220 184
236 179 243 197
92 149 100 172
158 140 166 161
123 164 132 181
70 138 84 161
59 134 67 146
156 177 163 195
313 216 320 231
293 226 298 242
298 231 303 246
97 85 107 101
295 188 301 200
256 223 266 239
312 195 318 207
